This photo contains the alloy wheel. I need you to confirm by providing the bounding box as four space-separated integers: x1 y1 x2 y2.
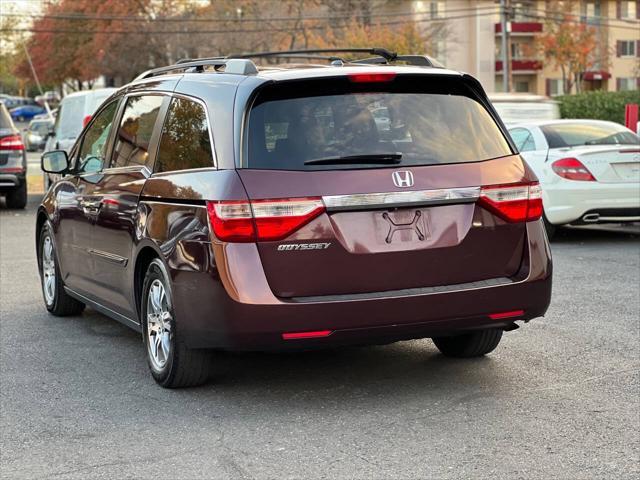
146 279 172 370
41 235 56 305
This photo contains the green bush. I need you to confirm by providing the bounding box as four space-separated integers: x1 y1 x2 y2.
557 90 640 125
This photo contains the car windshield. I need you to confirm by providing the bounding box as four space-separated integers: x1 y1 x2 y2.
541 122 639 148
246 76 513 170
30 122 50 134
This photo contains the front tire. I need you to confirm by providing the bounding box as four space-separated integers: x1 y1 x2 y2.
6 182 27 209
432 329 503 358
38 222 85 316
141 259 212 388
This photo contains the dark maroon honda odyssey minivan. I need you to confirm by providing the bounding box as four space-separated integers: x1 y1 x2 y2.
37 50 552 387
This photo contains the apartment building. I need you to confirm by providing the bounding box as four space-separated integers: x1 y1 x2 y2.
408 0 639 95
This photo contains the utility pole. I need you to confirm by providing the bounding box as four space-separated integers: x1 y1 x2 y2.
500 0 511 92
22 41 53 119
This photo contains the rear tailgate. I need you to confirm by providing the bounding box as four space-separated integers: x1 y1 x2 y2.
237 156 529 298
237 73 535 299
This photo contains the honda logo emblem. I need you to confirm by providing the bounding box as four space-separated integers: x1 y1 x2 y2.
392 170 414 188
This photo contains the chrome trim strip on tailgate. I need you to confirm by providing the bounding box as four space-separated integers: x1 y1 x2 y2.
323 186 480 211
286 276 513 304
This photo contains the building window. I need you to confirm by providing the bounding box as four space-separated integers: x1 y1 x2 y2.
433 39 446 62
618 40 637 57
619 1 637 19
617 78 638 91
547 79 565 97
430 1 446 19
514 81 530 92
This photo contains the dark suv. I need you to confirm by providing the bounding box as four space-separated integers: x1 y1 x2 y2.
37 49 552 388
0 103 27 209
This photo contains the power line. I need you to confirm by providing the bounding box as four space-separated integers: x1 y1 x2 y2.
0 5 500 23
0 11 500 35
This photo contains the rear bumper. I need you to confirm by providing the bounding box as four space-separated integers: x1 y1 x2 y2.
173 221 552 350
0 173 25 190
544 180 640 225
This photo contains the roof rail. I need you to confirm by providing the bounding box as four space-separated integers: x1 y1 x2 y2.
134 58 258 81
229 48 398 62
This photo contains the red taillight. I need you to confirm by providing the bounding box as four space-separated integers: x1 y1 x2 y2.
282 330 333 340
489 309 525 320
478 182 542 223
551 157 596 182
82 115 92 127
207 197 325 242
348 72 396 83
0 135 24 151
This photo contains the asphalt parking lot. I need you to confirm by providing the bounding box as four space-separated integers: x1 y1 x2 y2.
1 193 639 479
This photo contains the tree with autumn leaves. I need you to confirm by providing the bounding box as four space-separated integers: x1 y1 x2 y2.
9 0 446 93
536 1 600 94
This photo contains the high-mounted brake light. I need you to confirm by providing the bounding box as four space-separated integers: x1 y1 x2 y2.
207 197 325 242
551 158 595 182
478 182 542 223
0 135 25 151
348 72 397 83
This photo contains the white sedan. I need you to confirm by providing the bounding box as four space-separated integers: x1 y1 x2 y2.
508 120 640 237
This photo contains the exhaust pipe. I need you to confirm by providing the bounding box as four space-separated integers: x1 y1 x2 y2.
582 213 600 223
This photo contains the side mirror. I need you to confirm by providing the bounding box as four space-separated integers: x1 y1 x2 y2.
41 150 69 174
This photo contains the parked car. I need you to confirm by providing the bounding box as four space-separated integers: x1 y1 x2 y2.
10 104 46 122
509 119 640 237
43 88 117 188
489 93 560 126
34 108 57 121
24 118 54 152
44 88 117 154
0 103 27 208
37 50 552 388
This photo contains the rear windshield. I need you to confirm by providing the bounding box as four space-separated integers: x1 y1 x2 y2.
541 122 639 148
246 76 512 170
57 95 85 140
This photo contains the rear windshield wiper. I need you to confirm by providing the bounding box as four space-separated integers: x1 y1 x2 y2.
304 153 402 166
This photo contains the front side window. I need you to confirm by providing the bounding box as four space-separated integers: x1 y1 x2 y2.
541 122 639 148
77 101 118 174
247 77 512 171
155 97 214 173
111 95 164 169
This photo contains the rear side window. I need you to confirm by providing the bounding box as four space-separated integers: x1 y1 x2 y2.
247 76 512 170
155 97 214 173
111 95 164 169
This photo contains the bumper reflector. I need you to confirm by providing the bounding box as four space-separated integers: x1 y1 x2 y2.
489 310 525 320
282 330 333 340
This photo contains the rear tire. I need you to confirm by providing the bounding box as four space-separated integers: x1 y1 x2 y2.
38 222 85 316
6 182 27 209
432 329 503 358
142 259 212 388
543 214 556 240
